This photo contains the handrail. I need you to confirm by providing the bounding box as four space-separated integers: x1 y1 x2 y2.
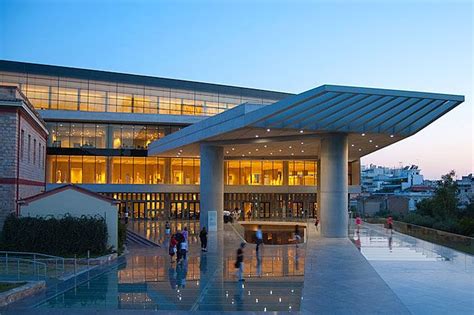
0 251 64 260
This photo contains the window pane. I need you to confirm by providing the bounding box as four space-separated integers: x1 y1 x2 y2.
227 160 240 185
134 157 146 184
182 158 194 185
70 123 82 148
121 157 133 184
54 155 69 183
82 156 95 183
241 161 251 185
70 156 83 184
96 157 107 183
251 160 262 185
171 158 183 184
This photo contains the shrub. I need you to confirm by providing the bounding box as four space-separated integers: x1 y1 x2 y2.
0 214 108 257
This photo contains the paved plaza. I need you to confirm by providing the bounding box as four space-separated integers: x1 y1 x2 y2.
2 220 473 314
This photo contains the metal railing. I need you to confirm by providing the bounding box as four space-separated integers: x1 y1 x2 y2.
0 251 105 281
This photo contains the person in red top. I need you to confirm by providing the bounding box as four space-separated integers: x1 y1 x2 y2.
169 235 178 263
387 216 393 234
355 216 362 233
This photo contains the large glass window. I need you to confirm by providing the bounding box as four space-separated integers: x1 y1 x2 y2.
3 72 284 116
251 160 262 185
227 160 240 185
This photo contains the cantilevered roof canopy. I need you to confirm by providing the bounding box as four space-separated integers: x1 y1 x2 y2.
148 85 464 161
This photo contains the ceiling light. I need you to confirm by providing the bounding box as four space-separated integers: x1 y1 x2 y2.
299 130 304 133
289 146 292 149
248 152 251 154
264 145 267 148
270 152 273 155
226 151 229 154
232 148 235 151
375 145 379 148
351 144 355 147
255 148 259 151
266 128 271 132
179 149 183 152
390 134 394 138
255 135 259 138
301 150 304 153
369 139 373 143
301 142 304 145
291 153 294 156
242 154 245 157
361 133 366 136
279 149 282 152
358 148 362 151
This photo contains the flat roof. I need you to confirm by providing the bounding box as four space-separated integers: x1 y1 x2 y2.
0 60 293 100
148 84 464 161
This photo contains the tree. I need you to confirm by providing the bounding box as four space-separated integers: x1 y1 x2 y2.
416 170 457 219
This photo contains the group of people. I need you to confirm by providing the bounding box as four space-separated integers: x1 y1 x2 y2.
167 222 209 265
354 215 394 233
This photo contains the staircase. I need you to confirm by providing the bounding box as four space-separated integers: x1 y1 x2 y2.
126 229 161 247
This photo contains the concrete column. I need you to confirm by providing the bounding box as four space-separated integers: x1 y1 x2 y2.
164 158 171 184
320 133 348 238
200 144 224 232
282 161 289 186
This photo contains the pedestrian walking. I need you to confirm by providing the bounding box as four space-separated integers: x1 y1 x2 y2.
255 225 263 255
294 225 301 248
169 235 177 263
355 216 362 233
124 210 129 224
387 216 393 234
235 242 245 281
179 239 188 263
182 226 188 242
314 216 320 231
199 227 208 252
165 221 171 236
175 232 185 264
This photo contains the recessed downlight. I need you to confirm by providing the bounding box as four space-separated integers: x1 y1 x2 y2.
255 135 259 138
266 128 271 132
358 148 362 151
369 139 373 143
264 145 267 148
361 133 366 136
279 149 282 152
351 144 355 147
390 134 394 138
299 130 304 133
232 148 235 151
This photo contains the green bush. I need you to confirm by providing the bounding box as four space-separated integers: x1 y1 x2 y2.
0 214 108 257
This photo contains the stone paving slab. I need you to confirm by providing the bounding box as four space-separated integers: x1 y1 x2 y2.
301 225 410 314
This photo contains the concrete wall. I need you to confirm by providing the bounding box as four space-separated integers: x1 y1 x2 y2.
20 189 118 250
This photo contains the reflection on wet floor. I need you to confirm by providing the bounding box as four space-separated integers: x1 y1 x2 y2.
351 225 449 262
38 220 305 311
350 223 474 315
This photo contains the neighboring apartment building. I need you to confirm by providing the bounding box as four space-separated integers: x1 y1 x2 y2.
0 60 361 221
457 174 473 208
361 164 424 193
0 85 48 225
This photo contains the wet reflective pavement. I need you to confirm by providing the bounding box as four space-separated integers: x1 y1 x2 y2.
351 223 474 315
35 220 305 312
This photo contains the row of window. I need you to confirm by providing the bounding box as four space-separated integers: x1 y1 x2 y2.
1 72 282 116
47 122 181 149
46 155 319 186
20 129 45 169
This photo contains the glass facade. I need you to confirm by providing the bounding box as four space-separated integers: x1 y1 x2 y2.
0 72 282 116
47 155 318 186
47 122 179 149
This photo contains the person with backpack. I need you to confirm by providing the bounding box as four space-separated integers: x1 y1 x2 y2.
199 227 208 252
175 232 185 263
